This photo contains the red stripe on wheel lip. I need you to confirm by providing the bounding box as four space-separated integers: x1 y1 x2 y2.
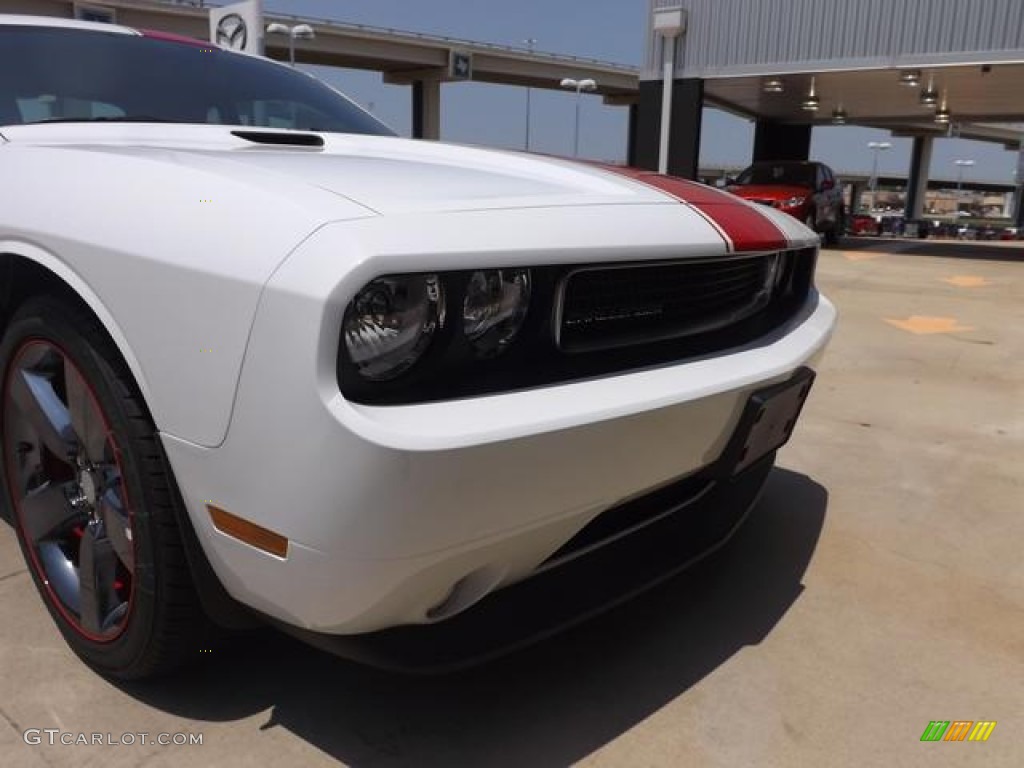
589 164 791 253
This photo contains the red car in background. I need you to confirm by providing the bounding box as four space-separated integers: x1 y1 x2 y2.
848 213 882 236
726 161 844 245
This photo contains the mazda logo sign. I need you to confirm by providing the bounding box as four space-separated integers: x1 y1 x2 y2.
215 13 247 50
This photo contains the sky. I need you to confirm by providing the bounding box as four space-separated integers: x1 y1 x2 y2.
262 0 1020 185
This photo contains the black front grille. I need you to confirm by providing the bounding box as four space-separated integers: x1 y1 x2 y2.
559 255 777 353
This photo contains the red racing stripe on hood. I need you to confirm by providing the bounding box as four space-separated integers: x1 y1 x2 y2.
592 164 790 253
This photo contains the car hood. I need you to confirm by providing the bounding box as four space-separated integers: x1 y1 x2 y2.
727 184 812 201
0 123 674 215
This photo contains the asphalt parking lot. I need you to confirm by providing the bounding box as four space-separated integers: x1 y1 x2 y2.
1 237 1021 768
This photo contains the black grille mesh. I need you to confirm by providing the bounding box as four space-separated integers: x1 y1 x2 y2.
559 254 775 352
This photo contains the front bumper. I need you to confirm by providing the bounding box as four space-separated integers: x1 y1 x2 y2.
283 451 777 672
160 270 835 634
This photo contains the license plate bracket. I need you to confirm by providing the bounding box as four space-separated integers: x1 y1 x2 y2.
718 367 816 476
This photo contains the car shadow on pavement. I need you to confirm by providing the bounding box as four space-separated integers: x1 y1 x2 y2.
123 467 827 767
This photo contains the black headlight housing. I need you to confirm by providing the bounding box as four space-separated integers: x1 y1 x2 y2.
338 250 817 405
342 274 446 381
339 267 545 404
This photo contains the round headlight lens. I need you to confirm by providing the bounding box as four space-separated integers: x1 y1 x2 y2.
462 269 531 356
343 274 444 381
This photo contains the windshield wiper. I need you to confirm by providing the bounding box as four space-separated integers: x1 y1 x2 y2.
30 116 184 125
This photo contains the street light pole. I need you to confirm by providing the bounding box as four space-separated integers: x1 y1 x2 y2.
867 140 891 210
523 38 537 151
954 159 974 194
559 78 596 158
266 22 315 67
954 159 975 215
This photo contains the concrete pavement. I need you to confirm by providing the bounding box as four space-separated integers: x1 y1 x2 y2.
1 238 1021 767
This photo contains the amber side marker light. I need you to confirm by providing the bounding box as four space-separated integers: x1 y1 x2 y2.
207 505 289 558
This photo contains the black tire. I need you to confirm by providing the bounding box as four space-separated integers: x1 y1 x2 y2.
804 212 818 237
0 295 214 679
824 208 843 246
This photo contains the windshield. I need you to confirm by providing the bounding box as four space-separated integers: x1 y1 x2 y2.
0 26 394 136
734 163 815 187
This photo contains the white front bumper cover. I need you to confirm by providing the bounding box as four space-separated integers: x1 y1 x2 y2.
158 204 835 635
161 284 834 635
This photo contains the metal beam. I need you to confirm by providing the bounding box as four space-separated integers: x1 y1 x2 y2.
905 136 934 220
411 79 441 140
383 68 447 85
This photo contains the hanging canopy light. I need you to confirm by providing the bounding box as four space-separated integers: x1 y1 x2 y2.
801 76 820 111
899 69 921 86
831 106 847 124
934 91 951 124
762 77 784 94
919 74 938 106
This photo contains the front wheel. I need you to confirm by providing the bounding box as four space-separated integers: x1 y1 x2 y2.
824 208 844 246
0 296 213 679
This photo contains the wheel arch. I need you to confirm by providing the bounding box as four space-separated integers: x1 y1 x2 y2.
0 245 256 629
0 242 155 414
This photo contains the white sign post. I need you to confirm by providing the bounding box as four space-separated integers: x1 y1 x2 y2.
652 3 686 175
210 0 264 55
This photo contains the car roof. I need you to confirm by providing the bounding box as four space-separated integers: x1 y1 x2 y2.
0 14 139 35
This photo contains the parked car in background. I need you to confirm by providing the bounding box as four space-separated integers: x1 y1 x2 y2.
928 221 961 238
875 211 907 236
848 212 881 236
726 161 844 245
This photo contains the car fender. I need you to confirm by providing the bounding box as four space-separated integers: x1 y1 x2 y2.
0 236 155 407
0 143 375 446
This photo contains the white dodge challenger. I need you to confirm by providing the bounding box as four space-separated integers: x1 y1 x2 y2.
0 15 835 678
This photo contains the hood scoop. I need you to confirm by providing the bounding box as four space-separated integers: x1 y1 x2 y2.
231 130 324 147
